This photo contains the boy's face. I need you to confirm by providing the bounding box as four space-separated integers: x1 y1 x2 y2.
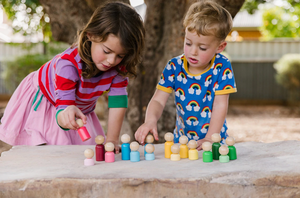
184 28 226 74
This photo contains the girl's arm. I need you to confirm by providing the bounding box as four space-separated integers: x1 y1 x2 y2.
106 107 126 154
135 89 170 144
196 94 229 150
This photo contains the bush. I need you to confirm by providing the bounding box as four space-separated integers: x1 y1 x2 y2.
274 54 300 100
2 42 68 92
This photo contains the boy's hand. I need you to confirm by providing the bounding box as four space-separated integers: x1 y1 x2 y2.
196 137 213 151
135 121 159 145
57 105 87 130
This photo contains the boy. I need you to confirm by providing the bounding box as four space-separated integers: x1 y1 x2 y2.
135 1 237 150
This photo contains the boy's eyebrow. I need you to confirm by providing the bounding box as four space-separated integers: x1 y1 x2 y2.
185 37 208 46
103 44 127 55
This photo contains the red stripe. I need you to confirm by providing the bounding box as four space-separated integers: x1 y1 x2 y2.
79 101 96 112
76 90 104 99
55 99 76 107
76 98 94 105
61 50 81 76
55 75 77 90
45 62 54 98
38 67 55 106
111 80 128 88
81 75 115 88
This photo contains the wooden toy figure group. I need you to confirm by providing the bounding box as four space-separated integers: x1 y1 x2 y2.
84 134 155 166
164 132 237 163
83 131 237 166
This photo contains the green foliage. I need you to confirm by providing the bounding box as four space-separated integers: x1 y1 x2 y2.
0 0 51 42
242 0 300 40
260 7 300 40
274 54 300 100
2 42 68 92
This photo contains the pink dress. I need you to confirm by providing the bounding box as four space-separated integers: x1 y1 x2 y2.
0 47 128 145
0 71 105 145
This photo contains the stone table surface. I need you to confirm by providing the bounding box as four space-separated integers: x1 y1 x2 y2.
1 141 300 198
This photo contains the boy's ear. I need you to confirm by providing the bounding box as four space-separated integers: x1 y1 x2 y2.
216 41 227 53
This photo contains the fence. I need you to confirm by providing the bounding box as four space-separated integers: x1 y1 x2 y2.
0 40 299 102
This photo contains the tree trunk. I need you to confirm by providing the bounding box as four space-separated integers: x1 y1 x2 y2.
127 0 245 143
39 0 130 44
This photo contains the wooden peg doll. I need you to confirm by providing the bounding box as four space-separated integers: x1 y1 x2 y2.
145 144 155 161
95 135 105 161
179 135 189 159
211 133 221 160
170 144 180 161
84 148 94 166
202 142 213 163
188 140 198 160
130 141 140 162
144 134 154 156
105 142 115 163
76 119 91 142
219 145 229 163
121 134 131 160
164 132 174 158
226 137 237 160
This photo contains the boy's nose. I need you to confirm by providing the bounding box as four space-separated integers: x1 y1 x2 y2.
191 46 198 56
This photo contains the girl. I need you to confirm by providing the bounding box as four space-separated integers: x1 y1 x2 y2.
0 2 145 152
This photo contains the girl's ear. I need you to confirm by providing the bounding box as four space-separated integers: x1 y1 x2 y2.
216 41 227 53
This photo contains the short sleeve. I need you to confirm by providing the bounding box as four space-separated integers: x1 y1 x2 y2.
214 58 237 95
156 60 175 93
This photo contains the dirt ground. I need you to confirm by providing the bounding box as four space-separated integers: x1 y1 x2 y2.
226 105 300 143
1 104 300 156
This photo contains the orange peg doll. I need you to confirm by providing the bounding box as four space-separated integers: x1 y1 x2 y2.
164 132 174 158
179 135 189 158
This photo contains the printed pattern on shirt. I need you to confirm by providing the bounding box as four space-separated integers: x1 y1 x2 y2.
157 53 237 144
38 47 128 114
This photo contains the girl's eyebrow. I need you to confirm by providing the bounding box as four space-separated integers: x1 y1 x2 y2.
103 44 127 55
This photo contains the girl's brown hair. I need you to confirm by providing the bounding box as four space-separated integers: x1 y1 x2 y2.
73 2 145 78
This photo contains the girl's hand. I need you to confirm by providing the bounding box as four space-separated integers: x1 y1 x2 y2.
105 139 121 154
57 105 87 130
135 120 159 145
196 137 214 151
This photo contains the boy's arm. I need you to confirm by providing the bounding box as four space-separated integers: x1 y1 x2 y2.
135 89 170 144
106 107 127 154
196 94 229 150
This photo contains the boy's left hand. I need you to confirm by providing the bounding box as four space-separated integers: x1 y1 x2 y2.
196 137 213 151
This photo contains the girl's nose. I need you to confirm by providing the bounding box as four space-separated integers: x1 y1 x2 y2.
107 54 116 65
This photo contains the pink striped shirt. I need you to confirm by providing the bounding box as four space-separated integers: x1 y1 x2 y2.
38 47 128 114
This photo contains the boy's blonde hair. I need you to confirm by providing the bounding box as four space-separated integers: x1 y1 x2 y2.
183 1 232 41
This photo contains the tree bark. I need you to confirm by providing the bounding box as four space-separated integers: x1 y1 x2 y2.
39 0 130 44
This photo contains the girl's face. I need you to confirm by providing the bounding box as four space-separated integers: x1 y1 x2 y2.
184 28 226 74
89 34 126 71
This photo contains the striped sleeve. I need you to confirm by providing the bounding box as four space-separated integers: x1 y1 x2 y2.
54 59 79 111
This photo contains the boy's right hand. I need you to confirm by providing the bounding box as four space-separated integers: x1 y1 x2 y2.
57 105 87 130
135 121 159 145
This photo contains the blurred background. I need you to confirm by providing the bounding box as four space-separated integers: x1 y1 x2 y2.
0 0 300 152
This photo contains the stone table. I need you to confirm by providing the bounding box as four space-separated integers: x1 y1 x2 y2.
0 141 300 198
